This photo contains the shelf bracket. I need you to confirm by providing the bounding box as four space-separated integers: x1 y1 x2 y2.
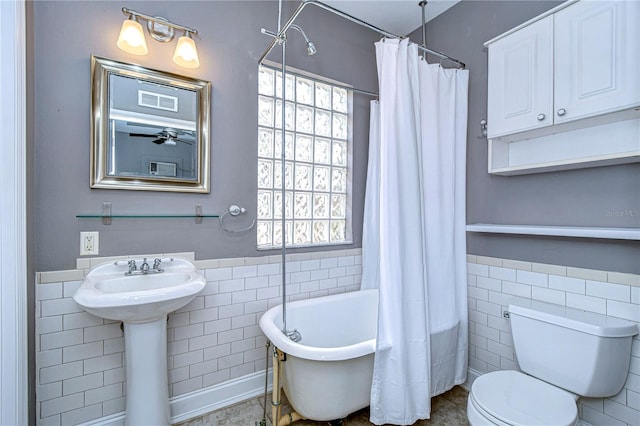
102 202 112 225
195 204 203 224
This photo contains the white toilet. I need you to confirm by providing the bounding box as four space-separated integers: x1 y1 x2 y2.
467 299 639 426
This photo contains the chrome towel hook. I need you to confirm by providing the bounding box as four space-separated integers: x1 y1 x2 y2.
479 119 488 139
219 204 256 233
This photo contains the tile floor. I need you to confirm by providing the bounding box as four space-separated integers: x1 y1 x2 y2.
175 386 469 426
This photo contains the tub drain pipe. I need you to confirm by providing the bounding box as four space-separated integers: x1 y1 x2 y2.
271 347 305 426
271 347 284 426
256 340 271 426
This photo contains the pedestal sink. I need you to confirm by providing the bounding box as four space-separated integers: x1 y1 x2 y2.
73 257 206 426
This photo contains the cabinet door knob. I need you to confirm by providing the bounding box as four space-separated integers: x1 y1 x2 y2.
537 113 546 121
557 108 567 116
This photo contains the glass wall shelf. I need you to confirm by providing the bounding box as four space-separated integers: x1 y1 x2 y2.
76 213 219 225
76 214 219 218
76 203 218 225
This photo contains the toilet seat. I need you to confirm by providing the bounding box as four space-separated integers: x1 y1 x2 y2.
468 393 513 426
469 370 578 426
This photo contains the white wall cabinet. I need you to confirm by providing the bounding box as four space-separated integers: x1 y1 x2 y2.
487 16 553 139
554 1 640 124
485 0 640 175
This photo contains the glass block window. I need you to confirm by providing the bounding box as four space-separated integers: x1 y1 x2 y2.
257 65 352 249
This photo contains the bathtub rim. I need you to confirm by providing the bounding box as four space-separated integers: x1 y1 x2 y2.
259 289 378 361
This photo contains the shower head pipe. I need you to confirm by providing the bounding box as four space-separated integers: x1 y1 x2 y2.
261 25 316 56
289 24 317 55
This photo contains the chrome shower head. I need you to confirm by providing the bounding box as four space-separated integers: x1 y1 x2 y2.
306 41 317 56
290 24 317 56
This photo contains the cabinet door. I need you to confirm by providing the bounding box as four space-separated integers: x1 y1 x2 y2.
487 16 553 138
554 1 640 124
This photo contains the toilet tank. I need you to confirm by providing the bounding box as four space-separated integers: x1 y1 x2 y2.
509 300 638 397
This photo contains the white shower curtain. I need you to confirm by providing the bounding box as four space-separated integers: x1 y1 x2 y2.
361 38 469 425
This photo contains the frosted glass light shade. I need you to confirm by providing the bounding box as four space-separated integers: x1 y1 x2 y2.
117 19 148 55
173 34 200 69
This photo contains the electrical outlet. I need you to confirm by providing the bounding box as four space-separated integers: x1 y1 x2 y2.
80 231 99 256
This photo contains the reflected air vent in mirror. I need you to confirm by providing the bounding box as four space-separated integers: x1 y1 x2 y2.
149 161 177 177
138 90 178 112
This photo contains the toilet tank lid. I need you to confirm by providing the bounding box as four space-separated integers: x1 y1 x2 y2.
509 300 638 338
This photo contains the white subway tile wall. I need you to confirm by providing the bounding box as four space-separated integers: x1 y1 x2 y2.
467 256 640 426
35 249 362 425
36 251 639 426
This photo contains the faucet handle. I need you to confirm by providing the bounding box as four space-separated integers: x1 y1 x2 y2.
153 258 162 270
125 259 137 275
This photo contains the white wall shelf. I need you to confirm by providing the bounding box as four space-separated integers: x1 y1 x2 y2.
488 113 640 175
466 224 640 241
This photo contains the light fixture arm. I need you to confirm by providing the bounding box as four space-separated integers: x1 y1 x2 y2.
121 7 198 35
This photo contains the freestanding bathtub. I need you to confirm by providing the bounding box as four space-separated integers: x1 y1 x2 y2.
259 289 378 421
259 289 463 422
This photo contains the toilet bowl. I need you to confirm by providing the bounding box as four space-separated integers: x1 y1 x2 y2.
466 299 638 426
467 370 579 426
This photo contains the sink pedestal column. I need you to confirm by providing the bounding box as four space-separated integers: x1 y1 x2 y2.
124 316 170 426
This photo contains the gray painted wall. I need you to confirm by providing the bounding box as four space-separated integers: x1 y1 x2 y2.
417 1 640 274
33 1 378 271
33 1 640 274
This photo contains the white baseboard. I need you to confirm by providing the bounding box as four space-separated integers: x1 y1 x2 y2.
79 369 273 426
171 369 273 423
79 412 124 426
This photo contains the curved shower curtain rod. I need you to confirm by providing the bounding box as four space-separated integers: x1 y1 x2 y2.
258 0 466 69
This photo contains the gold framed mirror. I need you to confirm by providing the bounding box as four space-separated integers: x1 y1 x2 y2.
91 56 211 192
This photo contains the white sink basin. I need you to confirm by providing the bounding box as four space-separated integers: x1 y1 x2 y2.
73 257 206 322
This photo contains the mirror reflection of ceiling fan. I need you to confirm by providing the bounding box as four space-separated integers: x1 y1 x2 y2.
129 127 194 146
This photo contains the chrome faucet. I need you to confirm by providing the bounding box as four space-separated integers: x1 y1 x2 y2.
140 258 150 274
121 257 169 276
127 260 137 274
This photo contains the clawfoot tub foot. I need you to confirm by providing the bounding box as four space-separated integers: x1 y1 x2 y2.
277 411 305 425
328 419 344 426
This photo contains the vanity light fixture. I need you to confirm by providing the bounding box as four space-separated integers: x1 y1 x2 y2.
116 7 200 69
116 15 148 55
173 31 200 69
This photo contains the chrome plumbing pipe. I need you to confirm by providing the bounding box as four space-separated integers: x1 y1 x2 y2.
280 39 288 336
419 1 428 48
258 0 465 69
